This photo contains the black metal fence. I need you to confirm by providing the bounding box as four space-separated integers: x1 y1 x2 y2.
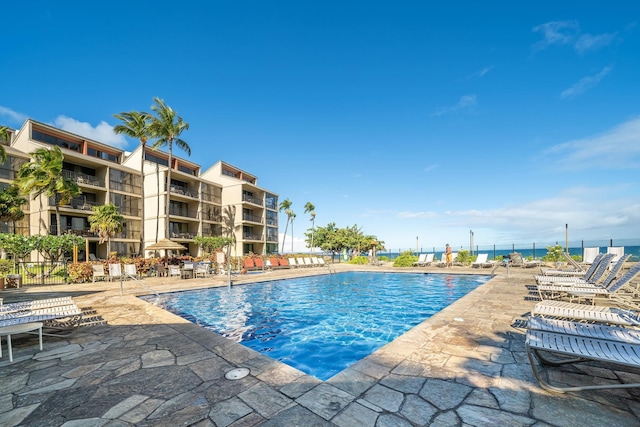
2 261 68 288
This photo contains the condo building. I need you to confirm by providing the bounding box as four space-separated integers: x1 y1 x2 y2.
0 119 279 260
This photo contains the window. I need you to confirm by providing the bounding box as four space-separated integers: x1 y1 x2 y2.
145 152 169 166
87 147 119 163
32 129 81 152
178 164 197 175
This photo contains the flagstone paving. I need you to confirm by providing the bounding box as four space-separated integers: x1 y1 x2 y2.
1 263 640 426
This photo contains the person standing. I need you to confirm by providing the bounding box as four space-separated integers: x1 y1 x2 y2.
445 244 453 268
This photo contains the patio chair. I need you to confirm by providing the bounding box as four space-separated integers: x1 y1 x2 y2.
168 265 182 279
525 315 640 393
182 261 195 279
92 264 106 282
195 263 210 278
108 263 122 282
254 258 264 270
296 257 308 268
123 264 138 279
242 258 256 271
303 257 313 267
435 253 448 267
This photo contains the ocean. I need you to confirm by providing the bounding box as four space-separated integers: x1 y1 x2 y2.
374 245 640 262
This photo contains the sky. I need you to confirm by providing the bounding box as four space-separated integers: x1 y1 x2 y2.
1 1 639 253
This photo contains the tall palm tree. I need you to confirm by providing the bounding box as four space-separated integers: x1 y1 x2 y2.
88 204 124 256
278 198 292 254
304 202 316 253
0 184 26 233
148 98 190 240
113 111 152 255
222 204 242 277
289 211 296 253
15 146 81 235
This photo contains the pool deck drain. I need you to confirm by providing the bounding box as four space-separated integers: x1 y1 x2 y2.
0 263 639 426
225 367 251 380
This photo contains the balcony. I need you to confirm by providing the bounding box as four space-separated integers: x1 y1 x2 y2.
169 207 198 219
170 185 195 198
242 194 263 206
243 233 263 241
243 213 263 223
171 232 196 239
63 170 104 187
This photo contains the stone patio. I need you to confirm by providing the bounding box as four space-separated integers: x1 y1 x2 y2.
1 262 639 426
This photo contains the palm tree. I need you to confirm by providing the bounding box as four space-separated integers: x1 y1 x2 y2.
222 205 242 278
15 146 81 235
88 204 124 256
278 198 292 254
113 111 152 255
289 211 296 253
304 202 316 253
148 98 190 240
0 126 10 163
0 184 26 233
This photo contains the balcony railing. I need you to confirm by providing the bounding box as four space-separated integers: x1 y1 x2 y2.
243 213 263 223
171 232 196 239
169 207 197 219
242 194 263 206
170 185 195 197
62 170 104 187
117 206 142 217
200 212 222 222
243 233 263 241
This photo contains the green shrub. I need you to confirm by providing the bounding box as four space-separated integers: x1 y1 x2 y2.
393 251 418 267
0 259 13 276
347 256 369 265
543 245 564 262
456 250 471 265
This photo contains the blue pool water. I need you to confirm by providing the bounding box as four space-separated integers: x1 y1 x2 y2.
140 271 492 380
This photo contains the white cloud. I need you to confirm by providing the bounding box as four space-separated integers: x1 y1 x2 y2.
466 66 494 79
542 117 640 169
0 106 28 125
561 66 612 99
424 164 438 172
431 95 477 117
52 116 128 149
532 20 616 54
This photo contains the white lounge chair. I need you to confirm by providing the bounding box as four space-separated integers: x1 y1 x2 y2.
534 253 612 285
537 259 640 305
536 255 628 296
607 246 625 264
526 315 640 392
412 254 427 267
582 247 600 265
0 303 83 337
303 257 313 267
471 254 493 268
532 300 640 327
288 258 299 268
92 264 106 282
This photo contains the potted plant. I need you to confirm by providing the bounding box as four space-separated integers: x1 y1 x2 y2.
0 259 11 289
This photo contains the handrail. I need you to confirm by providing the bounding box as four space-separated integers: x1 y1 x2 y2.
120 274 160 297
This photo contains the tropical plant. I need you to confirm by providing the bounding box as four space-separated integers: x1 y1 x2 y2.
289 210 296 252
543 244 565 263
15 146 81 235
304 201 316 253
113 110 152 254
0 184 26 232
0 125 10 163
222 205 241 275
148 98 190 239
193 236 233 255
36 234 84 262
88 204 125 255
278 198 292 254
393 251 418 267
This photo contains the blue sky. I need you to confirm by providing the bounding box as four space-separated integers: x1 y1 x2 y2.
2 1 639 252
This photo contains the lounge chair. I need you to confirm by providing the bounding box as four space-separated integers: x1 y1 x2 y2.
607 246 625 264
89 253 101 262
254 258 264 270
534 253 612 285
471 254 494 268
242 258 255 271
278 258 291 269
435 254 447 267
296 257 307 268
540 252 586 276
303 257 313 267
92 264 106 282
582 247 600 265
525 315 640 392
412 254 427 267
537 259 640 305
0 303 83 337
288 258 299 268
0 297 74 314
532 300 640 327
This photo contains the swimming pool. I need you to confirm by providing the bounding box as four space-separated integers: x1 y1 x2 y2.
141 271 492 380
